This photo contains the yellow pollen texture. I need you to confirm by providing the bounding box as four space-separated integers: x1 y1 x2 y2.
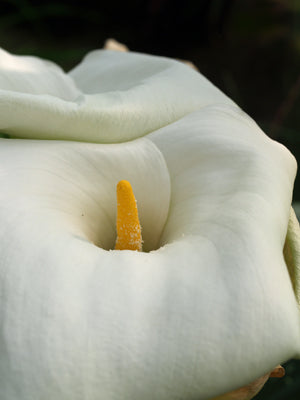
114 180 142 251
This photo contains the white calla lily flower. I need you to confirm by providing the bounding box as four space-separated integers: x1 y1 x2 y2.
0 45 300 400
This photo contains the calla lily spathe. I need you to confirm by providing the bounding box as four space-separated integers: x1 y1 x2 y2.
0 46 300 400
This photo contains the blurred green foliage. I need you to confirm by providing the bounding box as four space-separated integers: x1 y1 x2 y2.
0 2 300 398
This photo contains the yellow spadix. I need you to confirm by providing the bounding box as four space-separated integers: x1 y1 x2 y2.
114 180 142 251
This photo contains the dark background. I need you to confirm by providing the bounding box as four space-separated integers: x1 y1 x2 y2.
1 0 300 398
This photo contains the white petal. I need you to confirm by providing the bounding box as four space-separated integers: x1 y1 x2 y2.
69 49 228 102
147 105 300 395
0 48 234 143
0 48 80 100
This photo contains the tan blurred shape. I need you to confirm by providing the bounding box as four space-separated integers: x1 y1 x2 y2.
104 38 129 52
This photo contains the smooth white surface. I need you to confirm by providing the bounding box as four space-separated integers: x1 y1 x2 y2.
0 49 234 143
0 48 80 100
